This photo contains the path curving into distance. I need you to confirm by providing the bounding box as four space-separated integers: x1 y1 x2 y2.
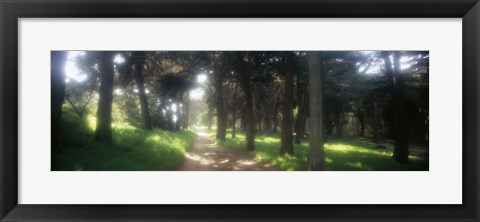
178 129 279 171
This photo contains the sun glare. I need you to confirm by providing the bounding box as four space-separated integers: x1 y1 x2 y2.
189 88 205 100
65 51 87 83
197 74 207 83
114 54 126 64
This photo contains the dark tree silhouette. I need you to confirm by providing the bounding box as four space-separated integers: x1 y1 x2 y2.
94 52 116 144
214 52 228 141
279 52 295 155
294 64 308 144
132 52 153 130
308 52 326 170
51 51 68 151
182 91 190 130
231 83 238 138
383 51 410 163
237 52 255 151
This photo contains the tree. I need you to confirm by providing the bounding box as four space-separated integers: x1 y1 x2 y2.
279 52 295 155
308 52 325 170
182 91 190 130
94 52 116 144
382 51 409 163
386 52 409 163
294 56 308 144
231 83 239 138
237 52 255 151
132 52 153 130
51 51 68 151
214 52 228 141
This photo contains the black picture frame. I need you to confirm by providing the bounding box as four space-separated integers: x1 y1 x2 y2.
1 0 479 221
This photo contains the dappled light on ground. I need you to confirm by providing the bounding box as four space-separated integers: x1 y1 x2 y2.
209 129 428 171
178 129 279 171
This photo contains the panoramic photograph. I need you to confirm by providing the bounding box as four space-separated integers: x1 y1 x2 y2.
51 51 429 171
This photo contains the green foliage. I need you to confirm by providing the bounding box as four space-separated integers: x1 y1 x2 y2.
211 130 428 171
113 90 143 127
52 107 195 171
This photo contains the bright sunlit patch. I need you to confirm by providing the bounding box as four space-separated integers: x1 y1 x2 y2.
400 56 414 63
64 56 88 82
67 51 85 59
114 88 123 95
114 54 125 64
401 64 412 70
197 74 207 83
189 88 205 100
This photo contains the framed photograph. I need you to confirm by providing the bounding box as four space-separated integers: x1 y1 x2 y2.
1 0 479 221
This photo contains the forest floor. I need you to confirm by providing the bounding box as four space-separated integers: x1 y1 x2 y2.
177 129 279 171
204 128 429 171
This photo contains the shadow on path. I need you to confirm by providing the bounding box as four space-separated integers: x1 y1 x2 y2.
178 129 279 171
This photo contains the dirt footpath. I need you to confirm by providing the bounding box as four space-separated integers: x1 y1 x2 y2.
178 130 279 171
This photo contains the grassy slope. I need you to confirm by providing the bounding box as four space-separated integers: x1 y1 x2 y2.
211 130 429 171
52 108 195 171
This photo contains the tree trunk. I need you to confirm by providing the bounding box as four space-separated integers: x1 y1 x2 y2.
264 112 271 131
51 51 68 151
94 52 115 144
308 52 325 171
207 107 213 130
383 51 409 163
231 84 238 138
280 52 295 155
294 68 308 144
392 52 410 163
371 99 381 143
272 103 279 132
240 104 246 130
238 53 255 151
134 57 153 130
359 114 365 137
215 54 227 141
182 91 190 130
334 100 343 137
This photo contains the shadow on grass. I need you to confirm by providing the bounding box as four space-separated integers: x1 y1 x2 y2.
210 129 428 171
52 108 195 171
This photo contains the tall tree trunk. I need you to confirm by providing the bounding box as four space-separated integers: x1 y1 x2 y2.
207 107 213 130
264 112 272 131
215 54 227 141
183 91 190 130
383 51 409 163
371 99 381 143
238 53 255 151
231 84 238 138
358 114 365 137
294 69 308 144
392 52 410 163
308 52 325 171
334 100 343 137
280 52 295 155
94 52 115 144
257 113 263 130
272 103 279 132
240 104 246 130
134 57 153 130
51 51 68 151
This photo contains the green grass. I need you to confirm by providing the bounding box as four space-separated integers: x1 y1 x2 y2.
209 130 429 171
52 108 195 171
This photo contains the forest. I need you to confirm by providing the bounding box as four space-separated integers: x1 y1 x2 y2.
51 51 429 171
